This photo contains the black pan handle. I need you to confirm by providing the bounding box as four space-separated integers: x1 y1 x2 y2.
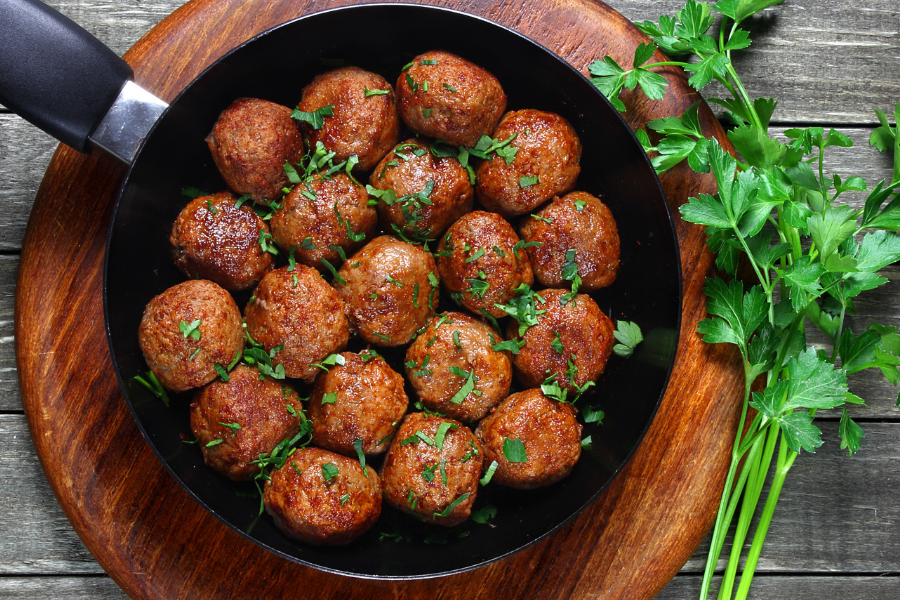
0 0 134 153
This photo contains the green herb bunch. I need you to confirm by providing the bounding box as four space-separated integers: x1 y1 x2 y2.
591 1 900 598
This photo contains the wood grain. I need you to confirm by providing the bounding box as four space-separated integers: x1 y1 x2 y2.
13 1 743 599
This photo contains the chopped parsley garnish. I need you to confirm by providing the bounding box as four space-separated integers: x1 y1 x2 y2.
541 377 568 403
373 332 391 342
421 464 439 482
581 436 593 449
433 422 458 449
478 309 502 333
465 247 485 263
401 61 414 71
179 319 201 340
479 461 499 485
299 237 316 250
613 320 644 358
321 462 339 482
419 59 438 65
502 438 527 463
405 73 418 93
452 330 462 349
466 277 490 299
494 283 547 335
512 239 541 259
574 200 587 212
182 186 204 199
285 403 298 417
205 438 224 448
321 392 337 405
291 104 334 129
492 245 506 257
234 193 252 209
448 368 476 404
132 371 169 406
422 81 430 93
364 87 390 97
291 461 302 475
340 493 351 506
461 440 480 463
413 354 432 377
319 258 346 285
561 249 582 305
413 283 420 308
492 338 526 355
407 489 418 509
422 108 432 118
219 422 241 437
469 133 518 165
213 363 229 381
427 272 439 288
206 199 217 214
551 331 565 354
440 458 448 486
311 353 346 371
189 348 201 360
352 439 367 477
433 493 470 519
530 213 553 223
386 275 405 288
242 343 286 380
258 230 279 255
443 82 457 92
470 504 497 523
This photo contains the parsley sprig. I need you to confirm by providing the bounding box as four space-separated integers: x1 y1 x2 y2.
594 3 900 599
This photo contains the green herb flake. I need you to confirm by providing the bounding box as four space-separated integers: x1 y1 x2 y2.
443 82 457 92
613 321 644 358
419 59 438 65
433 493 470 519
434 422 458 450
340 493 351 506
206 438 224 448
583 404 605 424
479 460 499 485
206 199 217 214
364 87 390 97
551 331 565 354
319 258 346 285
574 200 588 212
465 247 486 263
321 392 338 405
321 462 339 482
581 435 593 449
352 438 368 477
530 213 553 223
423 108 433 118
219 421 241 437
189 348 201 360
421 463 439 482
179 319 201 341
470 504 497 523
291 104 334 129
448 368 476 404
502 437 527 463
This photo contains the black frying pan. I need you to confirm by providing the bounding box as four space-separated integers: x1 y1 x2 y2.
1 0 682 579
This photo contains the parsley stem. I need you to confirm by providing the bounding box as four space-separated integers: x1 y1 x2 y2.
725 62 763 131
641 60 691 69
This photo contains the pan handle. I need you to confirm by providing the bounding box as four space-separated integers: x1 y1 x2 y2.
0 0 161 159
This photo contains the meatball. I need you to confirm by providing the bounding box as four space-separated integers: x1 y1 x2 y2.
169 191 274 291
396 51 506 147
189 365 304 480
475 389 582 489
297 67 400 171
309 351 409 456
244 266 350 381
436 211 534 317
508 289 615 391
206 98 304 201
270 172 376 268
335 236 438 346
138 279 243 392
405 312 511 422
476 109 582 217
263 447 381 545
381 412 483 527
369 139 473 240
519 192 620 291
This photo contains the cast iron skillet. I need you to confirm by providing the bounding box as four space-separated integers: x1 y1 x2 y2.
1 0 681 579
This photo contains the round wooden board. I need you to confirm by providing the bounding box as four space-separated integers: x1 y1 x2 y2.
15 0 743 598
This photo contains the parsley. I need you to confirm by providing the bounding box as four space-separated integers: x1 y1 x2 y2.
465 248 485 263
512 239 541 259
386 275 405 288
206 199 217 214
311 353 346 372
470 504 497 523
179 319 201 340
182 187 204 199
494 284 547 336
466 277 490 299
219 422 241 437
448 368 476 404
291 104 334 129
423 108 433 118
205 438 224 448
469 133 518 165
364 87 390 97
439 458 448 486
452 330 462 349
421 464 439 482
479 460 498 485
433 422 458 449
519 175 540 188
530 214 553 224
321 462 339 482
574 200 587 211
541 377 568 403
502 438 527 463
581 436 592 449
613 321 644 357
413 283 420 308
560 249 582 304
132 371 169 407
299 237 315 250
492 245 506 257
419 59 438 65
491 338 526 355
433 493 469 519
413 354 432 377
405 73 418 93
594 5 900 598
242 344 286 380
234 193 252 209
321 392 337 405
583 404 605 425
352 439 367 477
319 258 346 285
189 348 201 361
340 493 351 506
257 230 279 255
443 83 457 92
551 331 564 354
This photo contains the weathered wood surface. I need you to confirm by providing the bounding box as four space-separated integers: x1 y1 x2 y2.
1 0 899 599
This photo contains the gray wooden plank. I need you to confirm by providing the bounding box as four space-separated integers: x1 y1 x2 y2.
0 577 127 599
0 416 104 575
658 575 900 600
681 422 900 573
0 256 19 411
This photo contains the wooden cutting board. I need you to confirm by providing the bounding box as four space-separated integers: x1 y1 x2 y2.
15 0 742 598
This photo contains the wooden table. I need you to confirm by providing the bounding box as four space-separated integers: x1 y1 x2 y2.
1 0 898 598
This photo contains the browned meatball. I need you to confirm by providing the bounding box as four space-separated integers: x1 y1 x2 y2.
270 172 376 268
169 191 274 291
476 110 582 217
297 67 400 171
475 389 582 489
396 51 506 148
206 98 304 201
519 192 620 291
244 266 350 381
405 312 511 422
436 211 533 317
369 139 473 240
507 289 614 391
263 447 381 545
309 351 409 456
189 365 304 481
381 413 483 527
335 236 438 346
138 280 244 392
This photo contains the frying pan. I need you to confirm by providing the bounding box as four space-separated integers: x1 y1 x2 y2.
1 0 682 579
